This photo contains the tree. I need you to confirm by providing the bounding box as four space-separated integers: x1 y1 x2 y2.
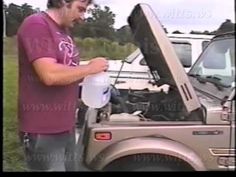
21 3 35 19
6 3 23 36
203 30 210 35
115 25 134 45
88 5 115 28
73 5 116 40
172 30 184 34
188 19 235 35
216 19 235 34
5 3 36 37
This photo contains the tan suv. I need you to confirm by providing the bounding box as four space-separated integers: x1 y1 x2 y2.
77 4 235 171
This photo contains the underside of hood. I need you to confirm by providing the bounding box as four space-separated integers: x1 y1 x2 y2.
128 3 201 113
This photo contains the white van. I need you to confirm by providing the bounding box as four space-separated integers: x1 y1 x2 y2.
107 34 214 89
80 34 214 90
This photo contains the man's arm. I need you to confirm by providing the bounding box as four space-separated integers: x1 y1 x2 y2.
32 57 108 86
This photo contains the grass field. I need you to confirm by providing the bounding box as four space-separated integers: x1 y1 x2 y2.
3 37 136 171
3 55 27 171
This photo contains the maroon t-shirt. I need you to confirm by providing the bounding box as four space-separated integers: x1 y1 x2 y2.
17 12 80 134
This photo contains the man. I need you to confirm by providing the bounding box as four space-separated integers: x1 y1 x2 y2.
17 0 108 171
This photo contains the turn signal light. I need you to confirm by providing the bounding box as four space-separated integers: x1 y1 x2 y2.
95 132 112 141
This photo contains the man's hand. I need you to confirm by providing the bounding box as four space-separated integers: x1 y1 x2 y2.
87 57 109 74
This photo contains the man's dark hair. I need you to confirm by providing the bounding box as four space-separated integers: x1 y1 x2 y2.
47 0 93 9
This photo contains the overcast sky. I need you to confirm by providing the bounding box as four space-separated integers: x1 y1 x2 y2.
4 0 235 33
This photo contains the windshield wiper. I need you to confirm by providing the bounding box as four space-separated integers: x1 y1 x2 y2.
188 74 229 91
205 76 224 91
205 75 231 89
188 74 207 84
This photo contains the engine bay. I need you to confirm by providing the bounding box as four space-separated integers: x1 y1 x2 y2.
95 85 204 123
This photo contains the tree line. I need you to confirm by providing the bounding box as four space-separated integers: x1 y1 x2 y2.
3 3 135 44
173 19 235 35
3 2 235 43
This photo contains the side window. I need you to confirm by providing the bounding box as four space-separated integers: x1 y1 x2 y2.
202 40 210 50
172 42 192 68
139 42 192 67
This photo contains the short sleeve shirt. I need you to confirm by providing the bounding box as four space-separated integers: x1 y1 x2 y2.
17 12 80 134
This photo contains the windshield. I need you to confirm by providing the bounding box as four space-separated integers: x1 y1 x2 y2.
189 37 235 98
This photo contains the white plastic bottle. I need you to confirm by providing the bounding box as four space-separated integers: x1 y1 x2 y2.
81 72 111 108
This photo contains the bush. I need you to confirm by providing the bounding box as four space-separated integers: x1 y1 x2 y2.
4 37 18 56
74 37 137 60
4 37 137 61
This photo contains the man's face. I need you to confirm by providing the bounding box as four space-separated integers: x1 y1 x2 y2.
62 0 89 28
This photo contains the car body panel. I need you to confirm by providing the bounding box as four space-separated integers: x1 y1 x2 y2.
90 137 206 171
83 108 231 170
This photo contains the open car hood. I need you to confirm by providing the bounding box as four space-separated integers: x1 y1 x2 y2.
128 4 201 113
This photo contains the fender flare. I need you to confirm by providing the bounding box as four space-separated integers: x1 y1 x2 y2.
90 137 206 171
